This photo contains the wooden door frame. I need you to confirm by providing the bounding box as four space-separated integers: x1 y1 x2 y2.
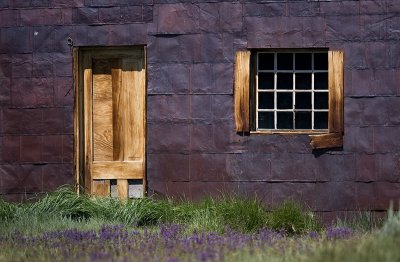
73 46 147 196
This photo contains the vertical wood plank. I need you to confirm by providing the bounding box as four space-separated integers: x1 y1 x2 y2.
121 56 145 161
112 63 123 161
73 48 79 194
234 51 251 132
92 59 114 161
117 179 128 199
83 52 93 195
328 50 344 134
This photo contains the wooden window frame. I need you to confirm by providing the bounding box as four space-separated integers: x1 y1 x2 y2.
253 50 329 132
234 49 344 149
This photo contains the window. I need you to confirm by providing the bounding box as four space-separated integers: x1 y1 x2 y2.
234 49 344 149
256 51 328 131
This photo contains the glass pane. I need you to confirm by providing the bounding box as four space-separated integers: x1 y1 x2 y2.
259 92 274 109
277 92 292 109
295 111 311 129
314 112 328 129
258 73 274 90
277 53 293 70
258 53 274 70
277 73 293 90
315 92 328 109
258 112 274 129
295 92 311 109
314 53 328 70
277 112 293 129
314 73 328 90
295 53 312 70
296 73 311 90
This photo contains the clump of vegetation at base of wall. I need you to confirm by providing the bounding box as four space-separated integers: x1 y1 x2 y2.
0 187 321 235
335 211 383 232
95 197 173 226
0 198 17 221
27 187 100 219
268 200 321 235
217 197 268 232
168 197 268 233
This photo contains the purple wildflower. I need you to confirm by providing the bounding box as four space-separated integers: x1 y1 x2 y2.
308 231 319 239
325 227 353 240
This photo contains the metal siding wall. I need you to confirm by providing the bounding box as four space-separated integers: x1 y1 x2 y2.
0 0 399 213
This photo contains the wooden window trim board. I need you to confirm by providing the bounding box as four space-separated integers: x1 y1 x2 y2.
234 50 251 133
234 50 344 149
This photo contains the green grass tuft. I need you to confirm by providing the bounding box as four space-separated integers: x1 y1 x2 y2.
111 198 172 226
26 186 99 219
267 200 321 235
216 196 268 232
335 211 383 232
0 198 17 221
164 196 269 233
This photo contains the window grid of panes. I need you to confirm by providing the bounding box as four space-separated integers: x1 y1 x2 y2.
256 51 329 130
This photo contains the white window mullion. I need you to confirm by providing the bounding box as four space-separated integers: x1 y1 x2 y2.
293 53 296 129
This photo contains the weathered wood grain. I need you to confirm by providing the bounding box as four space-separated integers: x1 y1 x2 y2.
117 179 128 200
328 50 344 134
309 133 343 149
234 50 251 132
83 53 93 194
93 59 114 161
91 161 144 179
80 48 146 198
93 180 111 197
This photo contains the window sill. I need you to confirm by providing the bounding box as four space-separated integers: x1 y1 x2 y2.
250 130 328 135
248 131 342 149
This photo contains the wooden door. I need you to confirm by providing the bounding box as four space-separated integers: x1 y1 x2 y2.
75 47 146 199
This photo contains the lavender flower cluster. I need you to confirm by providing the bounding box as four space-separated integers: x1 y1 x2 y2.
0 225 354 262
325 227 354 240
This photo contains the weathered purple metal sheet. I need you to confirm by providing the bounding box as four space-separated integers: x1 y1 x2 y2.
0 0 399 213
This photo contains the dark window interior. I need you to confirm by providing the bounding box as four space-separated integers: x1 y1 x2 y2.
277 53 293 70
256 51 329 131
